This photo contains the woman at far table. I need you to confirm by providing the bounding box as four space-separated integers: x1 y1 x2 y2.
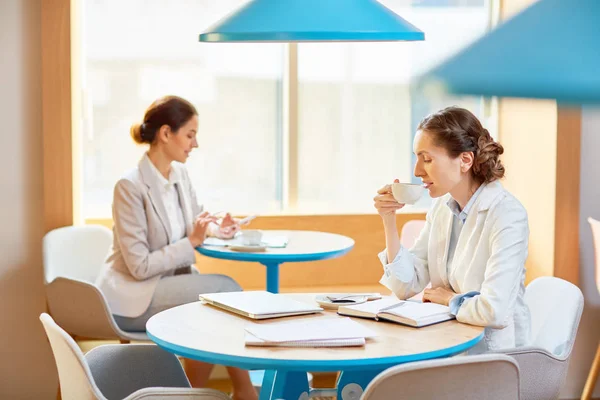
96 95 257 400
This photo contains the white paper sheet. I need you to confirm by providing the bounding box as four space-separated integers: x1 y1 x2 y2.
245 317 378 343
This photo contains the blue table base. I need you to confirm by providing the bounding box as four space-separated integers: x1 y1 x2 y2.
256 369 386 400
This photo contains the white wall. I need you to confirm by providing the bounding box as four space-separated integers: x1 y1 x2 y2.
0 0 58 398
561 107 600 398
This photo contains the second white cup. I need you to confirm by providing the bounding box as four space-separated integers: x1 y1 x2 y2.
239 229 263 246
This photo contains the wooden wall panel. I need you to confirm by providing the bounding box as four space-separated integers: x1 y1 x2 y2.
554 107 581 285
41 0 73 232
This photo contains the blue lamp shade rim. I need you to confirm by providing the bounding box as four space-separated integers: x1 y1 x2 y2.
199 30 425 42
198 0 424 43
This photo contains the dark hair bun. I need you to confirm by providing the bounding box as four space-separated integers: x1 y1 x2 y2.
473 129 505 182
130 123 145 144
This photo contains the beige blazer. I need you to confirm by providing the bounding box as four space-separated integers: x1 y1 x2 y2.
96 155 203 317
379 181 531 352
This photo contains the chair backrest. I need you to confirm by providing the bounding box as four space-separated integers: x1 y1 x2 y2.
43 225 113 284
525 276 584 358
588 217 600 295
400 219 426 249
361 354 520 400
39 313 106 400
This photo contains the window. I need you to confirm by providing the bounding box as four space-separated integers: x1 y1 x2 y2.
80 0 494 218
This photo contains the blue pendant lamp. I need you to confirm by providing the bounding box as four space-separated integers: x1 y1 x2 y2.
417 0 600 104
199 0 424 43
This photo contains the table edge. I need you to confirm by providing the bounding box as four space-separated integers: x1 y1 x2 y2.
196 244 354 263
147 329 484 372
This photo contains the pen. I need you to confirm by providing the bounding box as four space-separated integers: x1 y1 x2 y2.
379 302 406 312
238 215 257 226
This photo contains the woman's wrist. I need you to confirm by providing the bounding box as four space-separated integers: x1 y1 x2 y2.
188 236 202 248
382 216 398 233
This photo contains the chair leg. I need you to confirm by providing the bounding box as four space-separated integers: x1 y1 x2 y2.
119 339 130 344
582 342 600 400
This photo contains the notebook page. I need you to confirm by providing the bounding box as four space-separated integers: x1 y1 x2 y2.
245 317 378 343
339 298 401 317
382 301 451 320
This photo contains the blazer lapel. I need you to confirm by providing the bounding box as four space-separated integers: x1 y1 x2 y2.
138 155 172 242
174 174 194 237
437 200 453 288
449 181 505 288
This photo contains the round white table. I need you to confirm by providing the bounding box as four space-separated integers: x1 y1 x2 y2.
147 294 484 400
197 230 355 293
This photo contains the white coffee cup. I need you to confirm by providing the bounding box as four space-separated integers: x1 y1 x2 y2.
239 229 263 246
391 183 425 205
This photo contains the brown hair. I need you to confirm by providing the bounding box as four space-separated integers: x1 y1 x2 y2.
417 106 505 183
130 95 198 145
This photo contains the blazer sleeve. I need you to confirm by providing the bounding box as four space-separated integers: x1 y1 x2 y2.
378 211 432 299
455 200 529 328
112 178 196 280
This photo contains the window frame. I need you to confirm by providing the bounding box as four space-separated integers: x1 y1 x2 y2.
46 0 500 223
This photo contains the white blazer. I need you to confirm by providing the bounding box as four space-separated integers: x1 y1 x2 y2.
379 181 531 352
96 156 203 318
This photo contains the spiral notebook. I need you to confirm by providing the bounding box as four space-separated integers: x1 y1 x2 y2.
244 332 365 348
242 316 377 349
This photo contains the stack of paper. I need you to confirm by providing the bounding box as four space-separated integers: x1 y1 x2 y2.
244 317 377 348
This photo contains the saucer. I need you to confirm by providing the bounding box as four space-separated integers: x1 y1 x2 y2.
315 294 368 310
228 244 267 252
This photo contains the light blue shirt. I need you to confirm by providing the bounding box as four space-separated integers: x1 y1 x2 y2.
446 184 485 315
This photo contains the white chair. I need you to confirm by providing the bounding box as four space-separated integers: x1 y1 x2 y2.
400 219 426 249
40 313 229 400
496 277 584 400
43 225 146 342
360 354 520 400
582 217 600 399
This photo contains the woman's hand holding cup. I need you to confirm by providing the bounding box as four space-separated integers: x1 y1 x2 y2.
374 178 405 219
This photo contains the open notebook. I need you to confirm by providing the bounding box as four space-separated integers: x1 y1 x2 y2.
199 291 323 320
338 297 454 328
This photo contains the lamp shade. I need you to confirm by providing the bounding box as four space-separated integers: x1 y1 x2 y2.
199 0 424 43
417 0 600 104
